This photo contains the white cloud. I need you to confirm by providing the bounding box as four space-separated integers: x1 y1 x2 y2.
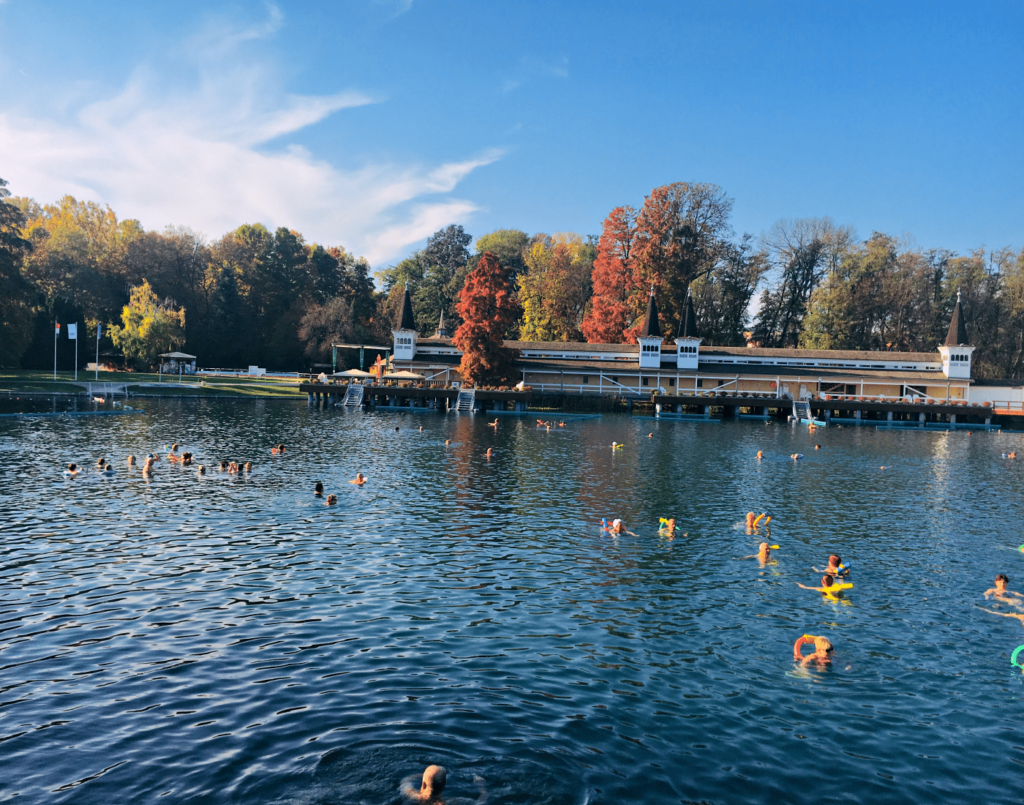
0 6 500 267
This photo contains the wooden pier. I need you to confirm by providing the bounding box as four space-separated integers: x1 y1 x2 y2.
299 383 532 413
652 393 998 428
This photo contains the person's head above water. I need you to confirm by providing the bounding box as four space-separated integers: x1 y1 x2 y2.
821 575 834 588
828 554 841 568
996 573 1009 590
326 494 337 505
419 766 446 800
314 481 324 496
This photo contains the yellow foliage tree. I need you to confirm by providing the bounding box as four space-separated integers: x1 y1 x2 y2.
109 280 186 368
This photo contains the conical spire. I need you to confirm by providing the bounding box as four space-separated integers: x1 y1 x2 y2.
435 309 450 338
397 282 416 331
944 290 968 346
640 286 661 338
677 288 699 339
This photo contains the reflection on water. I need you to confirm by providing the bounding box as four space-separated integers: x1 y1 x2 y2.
2 400 1024 804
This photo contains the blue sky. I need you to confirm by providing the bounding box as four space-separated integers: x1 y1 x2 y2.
1 0 1020 269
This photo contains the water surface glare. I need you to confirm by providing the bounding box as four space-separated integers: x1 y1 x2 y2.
2 400 1024 804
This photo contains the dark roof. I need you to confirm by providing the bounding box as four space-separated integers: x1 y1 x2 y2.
509 356 956 381
397 284 416 331
677 291 699 339
701 345 939 362
640 288 661 338
945 294 969 346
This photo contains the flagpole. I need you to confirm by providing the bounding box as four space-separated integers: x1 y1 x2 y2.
74 323 78 381
54 322 59 380
95 323 100 380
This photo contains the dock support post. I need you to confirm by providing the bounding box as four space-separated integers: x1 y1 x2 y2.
854 409 861 421
887 411 893 422
985 416 992 426
919 413 926 425
307 392 314 406
675 403 682 413
703 405 710 418
950 414 956 425
655 403 662 415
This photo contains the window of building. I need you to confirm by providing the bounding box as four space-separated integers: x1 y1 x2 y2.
668 378 675 387
642 377 649 386
582 375 589 384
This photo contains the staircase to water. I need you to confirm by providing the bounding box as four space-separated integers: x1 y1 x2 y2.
454 388 476 413
340 384 364 407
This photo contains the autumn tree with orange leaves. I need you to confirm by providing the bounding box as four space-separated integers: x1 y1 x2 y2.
581 206 638 343
453 251 521 386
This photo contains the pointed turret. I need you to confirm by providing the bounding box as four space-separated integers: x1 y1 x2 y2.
677 290 699 340
637 287 664 368
392 282 419 361
676 288 702 370
939 290 973 379
945 290 969 346
397 283 417 331
435 309 451 339
640 286 661 338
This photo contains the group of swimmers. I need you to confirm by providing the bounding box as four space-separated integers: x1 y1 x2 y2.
64 442 261 480
315 473 367 505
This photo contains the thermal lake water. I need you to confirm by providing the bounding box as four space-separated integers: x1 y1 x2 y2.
2 400 1023 804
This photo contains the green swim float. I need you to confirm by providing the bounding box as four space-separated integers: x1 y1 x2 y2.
1012 645 1024 668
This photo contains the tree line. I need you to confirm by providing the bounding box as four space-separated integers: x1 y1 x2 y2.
1 176 1021 378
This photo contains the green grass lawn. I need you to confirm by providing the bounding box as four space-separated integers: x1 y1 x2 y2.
0 370 305 398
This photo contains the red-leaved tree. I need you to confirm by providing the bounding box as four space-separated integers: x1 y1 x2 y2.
581 206 640 343
453 251 521 386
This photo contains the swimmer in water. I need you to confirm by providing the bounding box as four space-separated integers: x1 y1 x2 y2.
659 518 676 537
127 454 136 467
167 443 180 459
182 452 193 466
350 473 366 486
814 445 821 450
488 419 498 428
314 481 324 497
197 465 206 475
559 421 566 427
648 433 653 438
739 542 773 563
791 453 803 460
611 441 623 450
272 444 285 455
64 463 80 477
815 554 850 578
228 462 239 474
604 518 637 536
796 575 845 597
400 765 486 804
756 451 763 460
142 456 156 476
96 457 107 468
793 634 834 666
445 439 451 446
219 460 229 471
325 494 337 505
101 463 115 476
244 461 252 473
984 574 1024 608
400 766 446 803
486 448 493 459
419 426 423 432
